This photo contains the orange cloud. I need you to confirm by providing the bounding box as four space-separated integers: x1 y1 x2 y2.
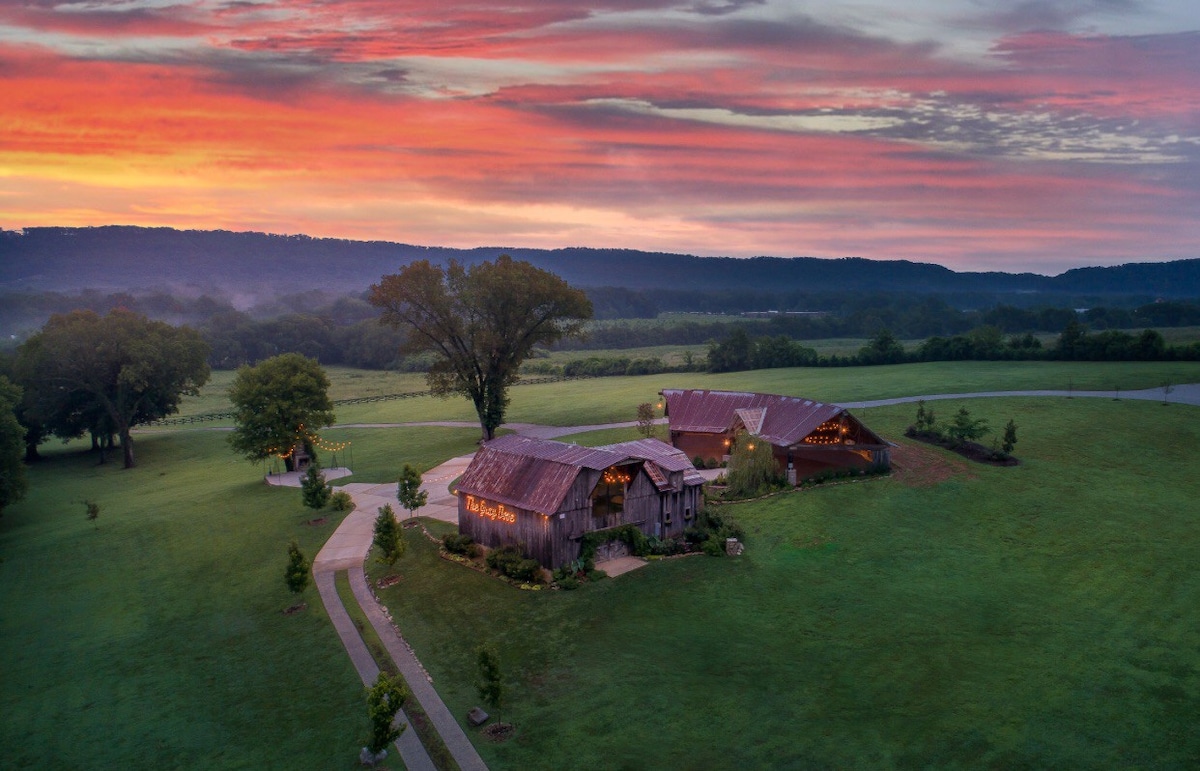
1 3 1198 272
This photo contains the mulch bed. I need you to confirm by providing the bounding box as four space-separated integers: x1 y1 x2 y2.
375 574 403 589
905 429 1020 467
482 723 515 742
304 517 326 526
282 602 307 615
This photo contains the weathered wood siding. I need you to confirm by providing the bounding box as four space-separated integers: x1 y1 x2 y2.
459 463 705 568
672 431 728 464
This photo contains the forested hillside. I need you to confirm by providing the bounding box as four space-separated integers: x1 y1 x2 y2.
4 226 1198 299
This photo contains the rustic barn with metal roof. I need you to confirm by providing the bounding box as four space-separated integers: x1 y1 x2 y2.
457 435 705 568
661 389 890 483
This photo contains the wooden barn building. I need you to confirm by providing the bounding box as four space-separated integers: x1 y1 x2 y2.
661 389 890 484
456 435 705 568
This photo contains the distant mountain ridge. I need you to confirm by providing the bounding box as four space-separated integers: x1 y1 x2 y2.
2 225 1197 299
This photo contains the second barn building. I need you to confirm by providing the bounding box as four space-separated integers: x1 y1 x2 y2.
457 434 705 568
661 388 891 483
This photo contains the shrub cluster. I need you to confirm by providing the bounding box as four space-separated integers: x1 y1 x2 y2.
684 509 746 556
485 545 543 583
799 466 887 488
442 532 480 558
905 401 1018 462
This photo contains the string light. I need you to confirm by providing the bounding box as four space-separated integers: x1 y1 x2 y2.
804 420 845 445
268 423 352 460
602 467 632 485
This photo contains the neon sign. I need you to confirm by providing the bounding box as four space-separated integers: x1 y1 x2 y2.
464 495 517 525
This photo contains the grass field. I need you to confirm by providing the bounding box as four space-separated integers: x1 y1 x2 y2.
0 426 482 768
4 363 1199 768
371 397 1200 769
171 360 1200 431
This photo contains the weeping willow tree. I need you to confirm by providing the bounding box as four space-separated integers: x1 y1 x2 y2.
725 435 785 498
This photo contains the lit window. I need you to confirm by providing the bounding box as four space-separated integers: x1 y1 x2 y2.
593 466 630 517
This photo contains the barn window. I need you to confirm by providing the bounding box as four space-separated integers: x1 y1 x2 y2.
593 466 630 517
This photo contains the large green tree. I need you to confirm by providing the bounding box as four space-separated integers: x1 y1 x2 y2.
16 309 210 468
0 376 29 516
228 353 335 471
369 256 592 440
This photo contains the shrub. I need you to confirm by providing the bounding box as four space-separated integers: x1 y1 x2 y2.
284 540 310 595
557 575 580 591
329 490 354 512
578 524 649 562
443 532 475 556
300 464 331 509
704 457 720 469
645 536 680 556
485 545 543 583
945 407 989 447
692 456 705 469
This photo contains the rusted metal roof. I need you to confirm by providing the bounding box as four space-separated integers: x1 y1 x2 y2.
661 389 886 448
457 434 704 515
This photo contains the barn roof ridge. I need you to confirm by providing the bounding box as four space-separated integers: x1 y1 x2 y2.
660 388 884 448
458 433 703 515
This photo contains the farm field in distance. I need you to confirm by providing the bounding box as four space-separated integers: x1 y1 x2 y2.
2 362 1198 768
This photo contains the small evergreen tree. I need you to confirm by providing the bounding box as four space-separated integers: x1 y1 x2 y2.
365 671 408 756
284 540 310 596
945 407 989 447
301 463 331 509
476 644 506 726
1001 419 1018 455
725 436 783 498
396 464 427 519
373 504 406 567
912 400 937 431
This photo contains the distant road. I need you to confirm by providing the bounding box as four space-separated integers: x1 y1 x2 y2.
838 384 1200 409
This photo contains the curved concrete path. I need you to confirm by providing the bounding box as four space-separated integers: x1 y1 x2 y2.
310 461 488 771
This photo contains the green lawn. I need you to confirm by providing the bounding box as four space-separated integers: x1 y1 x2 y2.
4 364 1199 768
371 397 1200 769
179 359 1200 428
294 360 1200 428
0 426 479 768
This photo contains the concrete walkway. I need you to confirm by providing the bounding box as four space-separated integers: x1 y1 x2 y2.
311 460 489 771
313 571 435 771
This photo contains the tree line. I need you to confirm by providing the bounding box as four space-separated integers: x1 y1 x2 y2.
706 323 1199 374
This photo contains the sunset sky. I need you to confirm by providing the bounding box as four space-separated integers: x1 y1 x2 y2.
2 1 1199 273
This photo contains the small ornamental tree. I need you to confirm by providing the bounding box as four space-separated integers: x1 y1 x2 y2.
301 464 331 510
636 402 657 438
945 407 989 447
365 671 408 758
396 465 427 519
84 499 100 526
475 644 506 727
725 436 783 498
1001 419 1018 455
285 540 310 596
914 400 937 432
373 504 406 567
